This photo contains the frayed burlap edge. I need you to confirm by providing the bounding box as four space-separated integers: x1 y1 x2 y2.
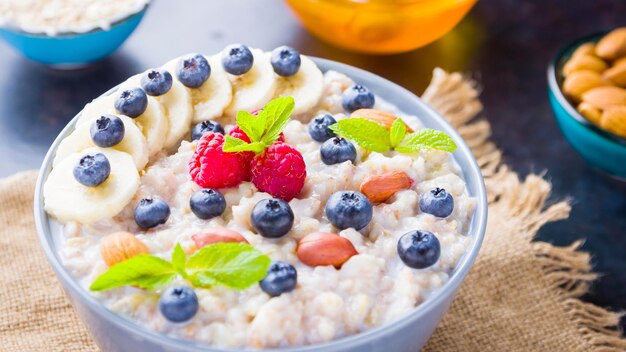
421 68 626 352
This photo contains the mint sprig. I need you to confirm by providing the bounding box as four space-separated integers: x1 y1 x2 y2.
329 117 457 154
223 96 295 154
90 242 270 292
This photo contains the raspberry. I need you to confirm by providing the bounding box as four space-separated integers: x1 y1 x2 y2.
228 126 254 181
251 142 306 201
189 132 249 189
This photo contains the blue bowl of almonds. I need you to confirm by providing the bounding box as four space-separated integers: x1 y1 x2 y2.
35 45 487 352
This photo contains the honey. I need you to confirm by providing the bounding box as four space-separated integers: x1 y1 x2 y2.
285 0 477 54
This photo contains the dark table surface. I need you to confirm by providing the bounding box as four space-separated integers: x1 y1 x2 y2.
1 0 624 332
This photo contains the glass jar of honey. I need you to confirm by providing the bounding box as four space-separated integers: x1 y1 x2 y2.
284 0 477 54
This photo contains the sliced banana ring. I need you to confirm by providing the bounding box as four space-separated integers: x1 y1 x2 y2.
164 55 233 124
224 48 278 118
123 72 193 150
80 86 168 156
44 147 140 224
273 54 324 116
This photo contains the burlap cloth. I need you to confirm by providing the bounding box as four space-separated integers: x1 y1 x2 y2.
1 69 625 352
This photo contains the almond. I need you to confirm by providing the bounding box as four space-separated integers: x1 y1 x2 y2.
562 54 608 76
297 232 357 268
192 227 248 249
572 42 596 59
100 232 149 267
595 27 626 60
600 106 626 138
562 70 608 101
359 171 412 203
351 109 414 132
581 86 626 109
577 102 603 125
602 62 626 87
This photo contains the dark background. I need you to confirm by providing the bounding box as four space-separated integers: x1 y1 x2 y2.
0 0 624 331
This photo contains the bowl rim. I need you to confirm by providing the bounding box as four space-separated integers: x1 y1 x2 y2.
34 57 488 352
0 3 149 38
547 31 626 146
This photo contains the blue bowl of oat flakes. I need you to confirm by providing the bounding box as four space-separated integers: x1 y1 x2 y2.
0 0 149 67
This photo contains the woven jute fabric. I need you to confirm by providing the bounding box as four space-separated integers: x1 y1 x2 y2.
1 69 624 352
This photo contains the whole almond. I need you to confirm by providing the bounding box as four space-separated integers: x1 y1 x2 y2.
562 70 608 101
602 62 626 87
297 232 358 268
100 232 149 267
351 109 414 132
563 54 608 76
582 86 626 109
577 102 603 125
359 171 412 203
572 42 596 59
600 106 626 138
595 27 626 60
192 227 248 249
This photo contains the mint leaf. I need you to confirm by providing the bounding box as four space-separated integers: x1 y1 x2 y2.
90 255 176 291
223 136 266 154
261 96 295 145
186 243 270 290
171 243 187 277
329 118 391 153
390 118 407 147
395 129 457 153
236 110 265 142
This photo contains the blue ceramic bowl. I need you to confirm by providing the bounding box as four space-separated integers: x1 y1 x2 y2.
547 32 626 179
0 6 147 66
34 58 487 352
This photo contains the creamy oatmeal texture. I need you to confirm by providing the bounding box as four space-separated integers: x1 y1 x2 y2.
0 0 149 35
45 49 476 349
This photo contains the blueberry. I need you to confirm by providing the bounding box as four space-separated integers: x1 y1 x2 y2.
320 137 356 165
176 54 211 88
159 286 199 323
134 197 170 229
419 188 454 218
342 85 375 113
270 45 301 77
308 113 337 142
141 69 173 96
251 198 294 238
73 153 110 187
90 114 125 148
397 230 441 269
221 44 254 75
259 261 297 297
190 189 226 220
114 87 148 118
191 120 224 140
325 191 372 230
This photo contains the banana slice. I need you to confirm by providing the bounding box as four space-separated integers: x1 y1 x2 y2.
80 87 168 156
44 147 140 224
164 55 232 124
224 48 278 117
273 55 324 115
54 114 149 170
123 73 193 150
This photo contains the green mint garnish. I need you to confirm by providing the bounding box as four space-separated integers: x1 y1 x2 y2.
329 117 457 154
223 96 295 154
90 242 270 292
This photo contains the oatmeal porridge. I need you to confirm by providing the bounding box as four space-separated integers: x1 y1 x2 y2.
0 0 149 36
42 45 476 348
